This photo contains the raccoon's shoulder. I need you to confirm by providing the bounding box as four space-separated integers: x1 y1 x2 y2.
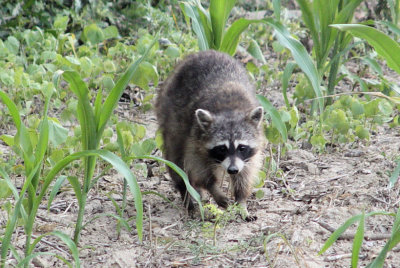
163 51 249 93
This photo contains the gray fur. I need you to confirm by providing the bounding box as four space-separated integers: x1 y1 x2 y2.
155 50 265 219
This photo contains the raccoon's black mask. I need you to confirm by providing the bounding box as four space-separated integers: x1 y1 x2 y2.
195 107 263 174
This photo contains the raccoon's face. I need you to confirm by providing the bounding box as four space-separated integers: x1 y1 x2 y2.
195 107 263 175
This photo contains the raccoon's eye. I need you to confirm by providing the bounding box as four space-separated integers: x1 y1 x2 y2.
215 145 227 153
238 145 248 152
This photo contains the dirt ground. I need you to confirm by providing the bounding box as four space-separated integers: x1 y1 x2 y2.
2 105 400 267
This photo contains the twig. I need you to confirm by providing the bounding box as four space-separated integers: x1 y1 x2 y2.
315 221 392 240
31 234 69 255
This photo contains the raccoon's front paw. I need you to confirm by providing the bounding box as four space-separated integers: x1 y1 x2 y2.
215 196 229 208
244 215 258 222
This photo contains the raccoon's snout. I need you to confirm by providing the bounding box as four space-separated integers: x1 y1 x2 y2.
221 157 244 175
227 165 239 174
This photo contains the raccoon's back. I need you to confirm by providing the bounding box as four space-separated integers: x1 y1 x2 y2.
156 51 259 143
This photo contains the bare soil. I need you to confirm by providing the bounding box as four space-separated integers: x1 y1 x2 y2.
2 106 400 267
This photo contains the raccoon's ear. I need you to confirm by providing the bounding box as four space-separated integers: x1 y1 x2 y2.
195 109 213 131
248 106 264 127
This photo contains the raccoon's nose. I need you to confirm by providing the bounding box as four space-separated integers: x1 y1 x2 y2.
227 165 239 175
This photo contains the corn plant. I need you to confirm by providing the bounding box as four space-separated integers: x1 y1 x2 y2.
318 24 400 267
0 34 159 268
295 0 364 105
51 37 161 244
179 0 260 56
0 89 81 267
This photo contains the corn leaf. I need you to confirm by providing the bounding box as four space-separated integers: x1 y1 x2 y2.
134 155 204 220
220 18 261 55
180 2 210 50
210 0 236 49
0 90 21 129
331 24 400 75
256 95 288 142
38 150 143 240
98 36 157 136
264 18 324 113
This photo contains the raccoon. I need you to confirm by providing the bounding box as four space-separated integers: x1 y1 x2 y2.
156 50 264 220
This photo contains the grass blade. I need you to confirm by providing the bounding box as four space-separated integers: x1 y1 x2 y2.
319 214 362 255
256 95 288 142
352 212 365 268
67 176 83 206
331 24 400 75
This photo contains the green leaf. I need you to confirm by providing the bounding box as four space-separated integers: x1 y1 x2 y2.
103 26 119 39
83 23 105 45
164 46 180 58
328 109 349 134
131 61 159 90
5 36 19 55
255 189 265 199
53 16 69 33
67 176 83 206
310 134 326 150
351 99 364 116
141 139 156 155
257 95 288 142
355 125 370 140
319 214 363 255
48 119 68 147
331 24 400 75
0 90 22 129
247 39 266 64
